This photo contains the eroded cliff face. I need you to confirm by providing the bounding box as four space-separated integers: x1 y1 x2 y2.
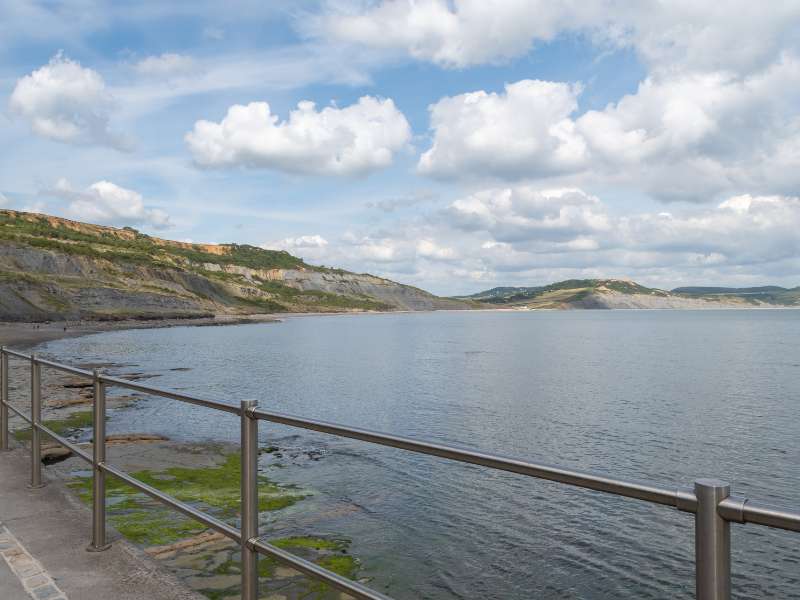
0 244 224 321
0 210 470 321
568 291 758 310
204 263 467 311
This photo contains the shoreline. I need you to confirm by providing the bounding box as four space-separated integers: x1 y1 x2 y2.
0 313 283 349
3 303 799 350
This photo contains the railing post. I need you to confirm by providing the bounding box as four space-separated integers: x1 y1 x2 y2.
695 479 731 600
88 369 110 551
28 354 44 488
240 399 259 600
0 347 8 451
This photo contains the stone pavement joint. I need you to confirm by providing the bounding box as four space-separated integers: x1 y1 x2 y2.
0 522 67 600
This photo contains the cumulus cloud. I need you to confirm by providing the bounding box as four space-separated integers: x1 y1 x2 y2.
185 96 411 175
9 53 129 149
134 53 195 76
319 0 605 68
448 187 609 243
366 191 437 212
572 57 800 199
616 194 800 265
419 56 800 199
261 235 330 263
50 179 171 229
302 187 800 294
416 239 458 260
320 1 800 73
340 233 407 263
443 186 800 275
419 80 586 180
264 235 329 251
321 2 800 201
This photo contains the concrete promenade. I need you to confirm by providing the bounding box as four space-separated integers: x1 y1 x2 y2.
0 445 203 600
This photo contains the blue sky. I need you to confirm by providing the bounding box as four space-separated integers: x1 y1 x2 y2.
2 1 800 295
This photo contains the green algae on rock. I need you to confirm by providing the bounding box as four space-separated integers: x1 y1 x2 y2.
68 452 306 546
194 536 359 599
66 445 365 598
14 409 94 442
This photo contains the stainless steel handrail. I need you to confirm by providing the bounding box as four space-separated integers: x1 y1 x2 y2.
251 408 690 508
1 346 799 600
99 374 241 415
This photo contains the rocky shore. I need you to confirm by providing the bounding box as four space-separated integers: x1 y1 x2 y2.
0 314 283 350
1 324 368 599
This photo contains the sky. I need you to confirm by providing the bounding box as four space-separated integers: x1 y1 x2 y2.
1 1 800 295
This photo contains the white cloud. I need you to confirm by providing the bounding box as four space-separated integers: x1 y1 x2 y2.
264 235 329 251
340 233 406 263
262 235 330 263
605 2 800 76
418 55 800 200
323 2 800 202
305 187 800 294
50 179 171 229
419 80 586 180
448 187 610 244
185 96 411 175
573 56 800 199
134 53 195 76
444 186 800 273
416 239 457 260
9 53 129 150
319 0 605 68
320 1 800 73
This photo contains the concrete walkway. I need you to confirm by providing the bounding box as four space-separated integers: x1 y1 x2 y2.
0 446 204 600
0 554 28 600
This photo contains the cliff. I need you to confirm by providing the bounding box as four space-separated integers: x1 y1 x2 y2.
460 279 800 310
0 210 469 322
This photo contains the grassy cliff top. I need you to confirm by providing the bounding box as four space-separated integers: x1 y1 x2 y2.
0 209 312 272
462 278 667 304
463 277 800 308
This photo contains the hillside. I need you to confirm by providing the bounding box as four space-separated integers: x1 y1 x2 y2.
0 210 469 322
460 279 800 309
672 286 800 305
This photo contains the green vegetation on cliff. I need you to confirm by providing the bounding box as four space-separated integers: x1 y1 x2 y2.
460 278 799 309
461 279 667 307
0 210 463 320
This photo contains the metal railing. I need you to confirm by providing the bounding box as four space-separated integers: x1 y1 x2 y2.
0 346 798 600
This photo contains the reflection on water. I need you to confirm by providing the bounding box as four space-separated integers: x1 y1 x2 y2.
39 310 800 599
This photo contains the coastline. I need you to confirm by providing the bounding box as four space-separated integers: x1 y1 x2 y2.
0 313 281 349
3 303 799 350
0 312 371 599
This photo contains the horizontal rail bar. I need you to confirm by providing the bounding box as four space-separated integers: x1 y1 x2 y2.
5 402 32 424
36 357 93 378
4 347 800 538
36 423 93 463
99 462 241 542
735 500 800 533
252 408 688 509
251 537 393 600
99 374 241 415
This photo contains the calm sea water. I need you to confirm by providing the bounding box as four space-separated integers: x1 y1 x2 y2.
38 310 800 599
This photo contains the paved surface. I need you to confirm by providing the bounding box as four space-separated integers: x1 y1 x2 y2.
1 518 68 599
0 553 28 600
0 446 204 600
